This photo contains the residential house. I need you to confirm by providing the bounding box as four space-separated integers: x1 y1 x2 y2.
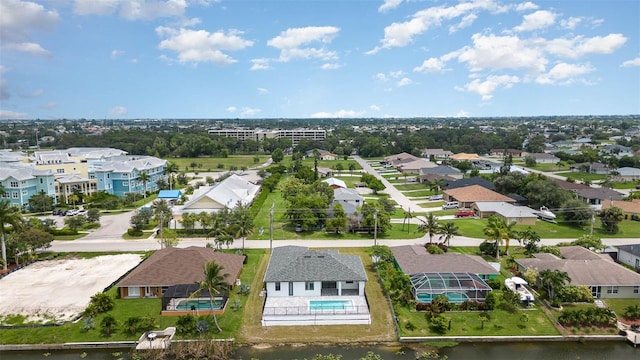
600 144 633 158
471 202 539 225
601 199 640 219
526 153 560 164
333 187 364 209
262 246 370 326
421 148 453 160
471 160 502 173
443 185 515 208
396 158 437 174
515 246 640 299
171 174 260 226
323 177 347 189
390 245 496 304
617 244 640 271
117 246 245 315
490 149 524 157
446 177 496 191
304 149 338 160
614 167 640 181
383 152 419 167
574 187 625 210
449 153 480 161
418 165 463 183
316 167 333 178
570 162 609 175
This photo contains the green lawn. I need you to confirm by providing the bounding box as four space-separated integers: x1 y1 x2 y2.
395 184 428 191
167 155 264 172
403 190 434 198
529 163 570 172
556 172 607 182
611 181 640 189
419 201 445 208
300 158 361 171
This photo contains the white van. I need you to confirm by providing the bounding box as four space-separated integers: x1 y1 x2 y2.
441 201 460 210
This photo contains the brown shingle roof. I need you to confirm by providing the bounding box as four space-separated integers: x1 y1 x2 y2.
444 185 515 203
601 200 640 214
118 247 245 287
515 246 640 286
391 245 498 275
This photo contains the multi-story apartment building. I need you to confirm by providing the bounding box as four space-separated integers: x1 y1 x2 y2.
0 165 56 209
89 156 167 197
208 128 326 146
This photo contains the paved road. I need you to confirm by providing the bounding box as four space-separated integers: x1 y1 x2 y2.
353 155 435 215
79 211 134 241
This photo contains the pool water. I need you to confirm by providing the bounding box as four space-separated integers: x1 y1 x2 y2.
175 299 224 310
417 292 469 303
309 299 354 311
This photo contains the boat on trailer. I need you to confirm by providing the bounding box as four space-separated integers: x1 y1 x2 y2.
537 206 557 222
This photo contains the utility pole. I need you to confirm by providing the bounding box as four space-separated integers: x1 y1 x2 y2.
590 209 596 236
269 201 275 252
374 209 378 247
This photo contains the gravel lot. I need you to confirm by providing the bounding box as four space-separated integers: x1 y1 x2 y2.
0 254 142 323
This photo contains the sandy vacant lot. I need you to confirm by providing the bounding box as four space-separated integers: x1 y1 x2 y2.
0 254 142 323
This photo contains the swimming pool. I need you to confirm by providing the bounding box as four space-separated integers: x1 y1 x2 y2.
417 292 469 303
175 298 224 311
309 299 354 311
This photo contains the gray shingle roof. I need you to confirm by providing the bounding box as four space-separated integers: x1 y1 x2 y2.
391 245 498 276
264 246 367 282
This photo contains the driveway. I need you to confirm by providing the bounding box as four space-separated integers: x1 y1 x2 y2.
80 210 135 241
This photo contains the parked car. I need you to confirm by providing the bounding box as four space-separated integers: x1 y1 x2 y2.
429 194 444 201
455 210 475 218
442 201 460 210
66 209 79 216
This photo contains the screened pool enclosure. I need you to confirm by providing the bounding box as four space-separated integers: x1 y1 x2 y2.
410 272 492 303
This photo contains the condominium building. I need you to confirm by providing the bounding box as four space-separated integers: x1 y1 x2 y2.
208 128 326 146
89 155 167 197
0 164 56 209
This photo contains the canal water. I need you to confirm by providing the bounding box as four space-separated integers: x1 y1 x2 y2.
1 341 639 360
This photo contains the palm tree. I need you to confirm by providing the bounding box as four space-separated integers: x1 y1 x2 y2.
138 172 150 199
192 261 229 333
166 162 179 190
232 202 254 252
539 269 571 300
0 200 23 270
438 221 460 247
418 213 440 244
67 193 80 208
483 215 513 259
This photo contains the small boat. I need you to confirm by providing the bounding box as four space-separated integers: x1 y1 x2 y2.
538 206 556 220
504 277 535 306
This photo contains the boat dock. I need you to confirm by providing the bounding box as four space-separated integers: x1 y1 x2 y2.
135 327 176 350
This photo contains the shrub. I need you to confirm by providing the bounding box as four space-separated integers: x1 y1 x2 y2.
49 228 79 236
430 315 449 334
556 285 593 303
484 291 496 310
176 315 196 335
100 315 118 337
623 305 640 320
426 244 444 254
405 321 417 331
485 278 501 290
88 292 114 314
122 316 156 336
127 228 143 236
479 241 497 256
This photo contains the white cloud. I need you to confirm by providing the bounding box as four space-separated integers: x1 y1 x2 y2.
454 110 471 117
367 0 502 54
226 106 237 112
397 77 413 87
4 42 52 58
156 27 253 65
240 107 261 116
456 33 547 73
513 10 557 32
111 49 124 59
321 63 341 70
535 62 594 85
0 110 29 120
370 104 381 112
378 0 403 13
449 13 477 33
257 87 268 94
514 2 538 11
250 58 272 71
74 0 188 20
621 57 640 67
0 0 58 57
375 73 388 82
20 88 43 98
414 57 447 73
310 109 364 118
43 101 57 109
545 34 627 59
267 26 340 62
560 16 583 30
109 105 128 116
458 74 520 100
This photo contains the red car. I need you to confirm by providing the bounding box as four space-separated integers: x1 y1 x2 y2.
455 210 475 218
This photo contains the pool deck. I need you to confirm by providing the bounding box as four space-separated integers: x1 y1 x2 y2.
261 295 371 326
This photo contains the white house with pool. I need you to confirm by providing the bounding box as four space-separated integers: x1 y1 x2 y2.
262 246 371 326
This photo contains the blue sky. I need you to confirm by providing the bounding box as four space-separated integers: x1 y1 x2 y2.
1 0 639 120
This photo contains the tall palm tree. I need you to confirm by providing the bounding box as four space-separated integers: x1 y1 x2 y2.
438 221 460 247
138 172 150 199
0 200 23 270
483 215 514 259
166 162 179 190
192 261 229 333
418 213 440 244
232 202 254 252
